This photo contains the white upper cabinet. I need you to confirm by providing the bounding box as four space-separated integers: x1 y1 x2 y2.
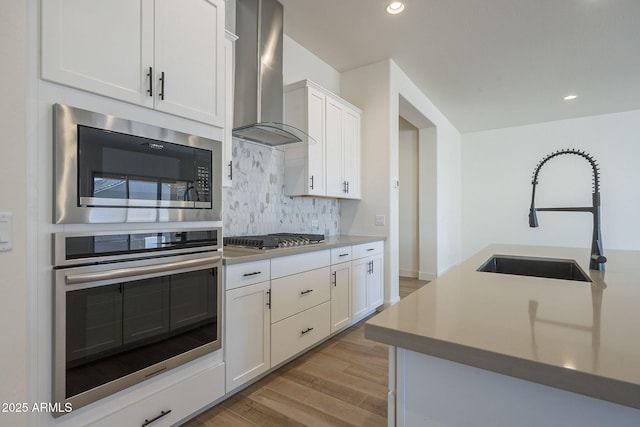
222 30 238 187
283 84 326 197
153 0 225 125
42 0 225 127
284 80 361 199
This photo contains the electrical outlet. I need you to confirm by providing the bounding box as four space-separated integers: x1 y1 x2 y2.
311 219 319 228
375 215 385 226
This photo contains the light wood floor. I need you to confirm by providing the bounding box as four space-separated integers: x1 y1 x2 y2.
182 277 428 427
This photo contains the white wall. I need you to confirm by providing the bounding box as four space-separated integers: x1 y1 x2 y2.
399 118 419 277
283 34 340 94
0 1 28 426
341 59 462 305
390 62 462 277
461 109 640 259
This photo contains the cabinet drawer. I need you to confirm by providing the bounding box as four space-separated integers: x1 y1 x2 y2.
331 246 352 264
271 267 330 323
271 301 330 367
352 241 384 259
89 362 225 427
225 260 271 290
271 250 330 279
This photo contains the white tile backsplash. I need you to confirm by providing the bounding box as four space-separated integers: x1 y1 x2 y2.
223 139 340 236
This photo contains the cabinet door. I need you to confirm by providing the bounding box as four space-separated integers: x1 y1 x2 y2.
325 97 345 198
331 263 351 333
42 0 154 107
351 257 369 321
223 33 236 187
367 255 384 310
154 0 225 126
306 87 327 196
342 107 361 199
225 281 271 392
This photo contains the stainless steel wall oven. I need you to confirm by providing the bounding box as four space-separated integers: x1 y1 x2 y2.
53 228 222 413
53 104 222 224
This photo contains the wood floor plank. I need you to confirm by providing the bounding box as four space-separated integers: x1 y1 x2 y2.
221 392 306 427
280 363 369 406
251 386 354 427
359 394 387 418
263 376 386 426
292 358 388 398
185 404 259 427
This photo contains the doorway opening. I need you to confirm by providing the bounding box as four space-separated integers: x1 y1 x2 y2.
398 96 437 282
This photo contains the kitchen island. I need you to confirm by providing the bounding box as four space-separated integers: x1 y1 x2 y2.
365 244 640 426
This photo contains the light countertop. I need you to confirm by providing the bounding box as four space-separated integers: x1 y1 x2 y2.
365 244 640 409
222 235 385 265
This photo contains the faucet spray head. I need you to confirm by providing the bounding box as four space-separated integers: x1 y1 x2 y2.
529 207 539 227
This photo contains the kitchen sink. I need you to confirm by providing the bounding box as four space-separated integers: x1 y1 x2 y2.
477 255 592 282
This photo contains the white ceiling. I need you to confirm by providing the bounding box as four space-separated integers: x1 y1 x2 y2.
280 0 640 132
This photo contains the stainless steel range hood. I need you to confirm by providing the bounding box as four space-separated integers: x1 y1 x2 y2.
233 0 309 147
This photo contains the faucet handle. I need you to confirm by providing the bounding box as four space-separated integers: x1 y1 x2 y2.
591 254 607 264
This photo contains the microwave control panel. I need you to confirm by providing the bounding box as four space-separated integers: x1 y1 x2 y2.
196 166 211 202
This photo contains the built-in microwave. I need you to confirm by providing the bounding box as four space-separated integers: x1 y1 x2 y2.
53 104 222 224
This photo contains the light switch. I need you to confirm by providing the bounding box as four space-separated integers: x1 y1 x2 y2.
0 212 13 252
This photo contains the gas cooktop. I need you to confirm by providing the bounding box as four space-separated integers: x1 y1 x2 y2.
223 233 325 249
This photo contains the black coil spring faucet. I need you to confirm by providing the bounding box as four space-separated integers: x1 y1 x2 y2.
529 149 606 271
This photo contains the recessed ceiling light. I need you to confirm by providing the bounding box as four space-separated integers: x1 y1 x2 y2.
563 94 578 101
386 1 405 15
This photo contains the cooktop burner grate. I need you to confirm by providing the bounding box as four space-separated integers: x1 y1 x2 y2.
223 233 325 249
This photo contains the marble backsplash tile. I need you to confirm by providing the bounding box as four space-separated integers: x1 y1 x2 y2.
223 139 340 237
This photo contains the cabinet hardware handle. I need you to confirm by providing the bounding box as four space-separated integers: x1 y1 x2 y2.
332 271 337 286
228 161 233 180
366 248 375 251
301 327 314 335
368 260 374 274
310 175 314 189
159 71 165 100
141 409 172 427
343 181 348 193
266 289 271 309
346 181 350 193
243 271 262 277
146 66 153 97
300 289 314 295
339 253 349 257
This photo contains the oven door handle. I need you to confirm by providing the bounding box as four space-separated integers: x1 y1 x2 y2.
65 257 219 286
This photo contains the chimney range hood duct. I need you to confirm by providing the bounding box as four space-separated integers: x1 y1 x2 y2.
233 0 309 147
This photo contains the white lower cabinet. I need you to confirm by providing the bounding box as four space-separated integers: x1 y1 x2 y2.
89 362 225 427
224 280 271 393
330 262 352 333
352 241 385 322
222 241 383 397
271 301 331 367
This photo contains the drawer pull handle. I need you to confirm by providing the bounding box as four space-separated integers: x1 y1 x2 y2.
339 253 349 257
366 248 375 252
243 271 262 277
142 409 172 427
301 327 314 335
300 289 314 295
